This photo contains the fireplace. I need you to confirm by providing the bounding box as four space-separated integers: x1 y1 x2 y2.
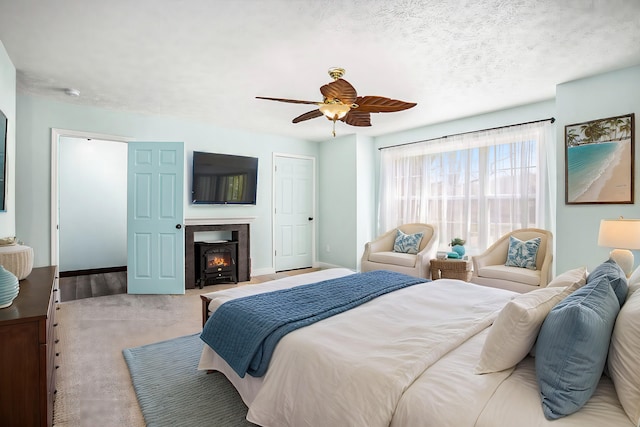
195 241 238 288
185 222 251 289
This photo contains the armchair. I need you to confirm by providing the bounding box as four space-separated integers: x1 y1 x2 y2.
471 228 553 293
361 223 438 279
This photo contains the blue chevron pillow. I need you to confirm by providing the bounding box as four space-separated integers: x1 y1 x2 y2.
393 230 424 254
505 236 541 270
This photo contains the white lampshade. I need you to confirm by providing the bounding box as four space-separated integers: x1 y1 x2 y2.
598 218 640 276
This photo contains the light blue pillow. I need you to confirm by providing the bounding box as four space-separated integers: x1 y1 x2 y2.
587 258 628 307
505 236 541 270
393 230 424 254
535 275 620 419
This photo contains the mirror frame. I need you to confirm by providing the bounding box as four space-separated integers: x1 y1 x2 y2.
0 108 6 212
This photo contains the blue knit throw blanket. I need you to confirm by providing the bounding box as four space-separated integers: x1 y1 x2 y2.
200 270 428 377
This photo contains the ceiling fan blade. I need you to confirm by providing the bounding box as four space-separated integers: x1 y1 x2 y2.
320 79 357 104
353 96 417 113
292 109 324 123
256 96 320 105
341 110 371 127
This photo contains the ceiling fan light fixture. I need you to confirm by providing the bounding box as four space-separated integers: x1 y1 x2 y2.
319 103 350 120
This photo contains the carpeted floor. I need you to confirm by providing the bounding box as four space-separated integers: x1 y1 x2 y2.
52 268 319 426
124 334 256 426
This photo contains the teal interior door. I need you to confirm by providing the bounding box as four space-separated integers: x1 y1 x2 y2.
127 142 185 294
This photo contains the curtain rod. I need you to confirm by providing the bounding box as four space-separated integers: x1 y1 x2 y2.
378 117 555 151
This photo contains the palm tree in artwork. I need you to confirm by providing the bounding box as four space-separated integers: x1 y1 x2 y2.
606 117 625 141
580 121 608 143
618 117 632 139
566 128 580 146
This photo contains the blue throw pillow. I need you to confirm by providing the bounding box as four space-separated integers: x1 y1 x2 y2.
393 230 424 254
587 258 628 307
505 236 541 270
535 275 620 419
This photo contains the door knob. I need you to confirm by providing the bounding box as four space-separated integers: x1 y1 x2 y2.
308 217 314 221
176 224 182 229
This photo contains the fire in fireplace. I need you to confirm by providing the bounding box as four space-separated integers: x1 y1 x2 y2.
208 252 231 268
195 241 238 288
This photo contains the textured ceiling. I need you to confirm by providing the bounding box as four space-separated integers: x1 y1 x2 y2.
1 0 639 142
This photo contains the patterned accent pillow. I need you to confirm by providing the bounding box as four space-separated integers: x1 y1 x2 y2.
505 236 541 270
393 230 424 254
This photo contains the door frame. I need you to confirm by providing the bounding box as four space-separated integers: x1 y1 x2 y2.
272 152 317 271
50 128 133 267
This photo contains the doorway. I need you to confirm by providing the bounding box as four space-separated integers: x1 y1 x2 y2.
51 129 131 299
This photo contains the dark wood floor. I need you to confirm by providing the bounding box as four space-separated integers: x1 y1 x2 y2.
59 271 128 302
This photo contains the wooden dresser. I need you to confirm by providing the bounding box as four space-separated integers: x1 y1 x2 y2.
0 266 59 426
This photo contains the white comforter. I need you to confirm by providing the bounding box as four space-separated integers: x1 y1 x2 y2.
201 269 515 427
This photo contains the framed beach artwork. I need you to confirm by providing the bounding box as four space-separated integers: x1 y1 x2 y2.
565 113 634 204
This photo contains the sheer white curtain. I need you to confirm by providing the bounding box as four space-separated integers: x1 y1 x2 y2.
378 121 554 255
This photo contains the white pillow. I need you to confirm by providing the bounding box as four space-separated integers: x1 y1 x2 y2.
475 284 577 374
627 265 640 298
608 288 640 426
546 266 587 288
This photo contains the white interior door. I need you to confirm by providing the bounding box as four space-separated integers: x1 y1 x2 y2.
127 142 185 294
274 155 314 272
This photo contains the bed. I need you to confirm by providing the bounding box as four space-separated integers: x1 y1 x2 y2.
198 265 639 427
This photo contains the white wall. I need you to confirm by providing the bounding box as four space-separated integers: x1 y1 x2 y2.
0 41 15 238
58 137 127 271
555 65 640 273
16 94 320 274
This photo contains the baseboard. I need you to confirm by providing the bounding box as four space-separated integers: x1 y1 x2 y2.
314 261 353 271
60 266 127 278
250 267 275 277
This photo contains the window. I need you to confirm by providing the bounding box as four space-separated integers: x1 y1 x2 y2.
378 121 553 254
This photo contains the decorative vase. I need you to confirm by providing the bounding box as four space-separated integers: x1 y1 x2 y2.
0 265 19 309
0 244 34 280
452 245 466 257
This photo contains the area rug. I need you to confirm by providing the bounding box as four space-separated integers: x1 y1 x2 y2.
123 333 256 427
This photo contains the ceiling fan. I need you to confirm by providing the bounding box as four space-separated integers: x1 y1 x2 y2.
256 67 417 137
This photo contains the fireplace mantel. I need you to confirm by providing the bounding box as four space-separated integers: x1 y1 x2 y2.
185 217 256 226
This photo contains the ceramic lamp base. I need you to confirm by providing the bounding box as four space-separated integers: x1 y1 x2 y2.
610 248 634 277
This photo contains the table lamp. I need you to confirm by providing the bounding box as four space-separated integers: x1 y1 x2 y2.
597 218 640 277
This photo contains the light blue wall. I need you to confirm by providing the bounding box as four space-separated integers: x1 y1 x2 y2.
356 134 375 271
16 94 320 274
555 65 640 273
13 65 640 277
316 133 376 271
0 41 15 237
318 134 359 269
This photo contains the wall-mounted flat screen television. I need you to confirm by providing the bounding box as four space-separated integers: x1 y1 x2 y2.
191 151 258 205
